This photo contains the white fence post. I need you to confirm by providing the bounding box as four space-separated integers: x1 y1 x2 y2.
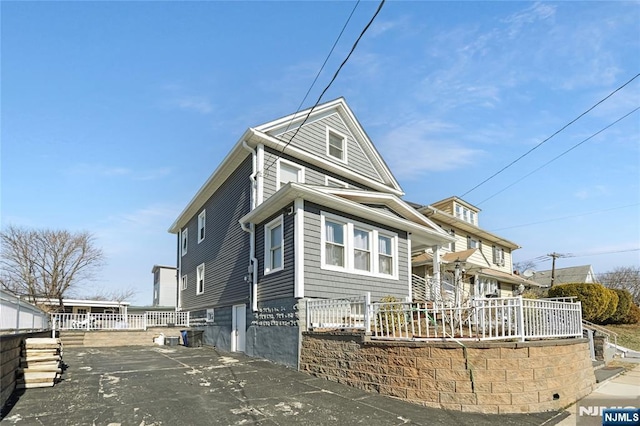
517 296 525 342
143 312 148 330
364 292 371 334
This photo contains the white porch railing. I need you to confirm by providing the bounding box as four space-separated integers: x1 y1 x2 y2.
306 294 370 331
50 311 190 332
306 294 583 342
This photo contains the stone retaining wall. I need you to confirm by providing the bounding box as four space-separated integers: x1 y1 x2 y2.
300 332 595 414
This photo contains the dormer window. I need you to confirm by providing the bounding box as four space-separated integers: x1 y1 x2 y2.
455 203 477 225
327 129 347 162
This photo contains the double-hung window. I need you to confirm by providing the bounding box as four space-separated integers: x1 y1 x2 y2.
181 228 188 256
353 228 371 272
181 275 187 290
198 210 206 243
493 246 505 266
321 212 397 278
196 263 205 295
327 128 347 162
277 159 304 189
378 235 394 275
324 220 345 267
264 216 284 274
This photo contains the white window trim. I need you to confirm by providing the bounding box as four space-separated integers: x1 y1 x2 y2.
326 127 348 164
325 176 349 188
320 211 399 279
198 210 206 243
276 158 305 189
264 215 284 275
181 228 188 256
181 275 187 290
493 246 505 266
196 263 205 295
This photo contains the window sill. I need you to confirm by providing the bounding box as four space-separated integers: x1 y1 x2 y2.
320 264 398 280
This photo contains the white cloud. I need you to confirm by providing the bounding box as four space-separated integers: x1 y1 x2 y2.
377 120 484 179
174 96 213 114
501 2 556 38
574 185 609 200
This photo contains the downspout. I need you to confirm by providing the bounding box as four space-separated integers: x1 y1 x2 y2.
242 141 259 312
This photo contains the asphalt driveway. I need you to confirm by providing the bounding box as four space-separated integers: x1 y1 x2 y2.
1 346 566 425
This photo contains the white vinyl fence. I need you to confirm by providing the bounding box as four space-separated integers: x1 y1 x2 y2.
306 294 583 342
51 311 190 332
0 291 49 332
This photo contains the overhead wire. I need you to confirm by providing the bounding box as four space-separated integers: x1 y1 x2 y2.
279 1 361 136
478 106 640 205
460 72 640 198
263 0 386 174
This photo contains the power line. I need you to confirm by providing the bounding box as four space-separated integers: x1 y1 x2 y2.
264 0 386 174
490 203 640 232
279 1 361 136
460 72 640 198
519 248 640 265
477 105 640 204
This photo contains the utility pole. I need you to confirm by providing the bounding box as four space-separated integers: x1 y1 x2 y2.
547 252 563 286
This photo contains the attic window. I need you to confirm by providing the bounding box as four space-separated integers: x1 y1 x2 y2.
327 129 346 162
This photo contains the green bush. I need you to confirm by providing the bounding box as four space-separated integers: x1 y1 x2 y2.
600 288 619 323
622 303 640 324
547 283 616 323
607 289 633 324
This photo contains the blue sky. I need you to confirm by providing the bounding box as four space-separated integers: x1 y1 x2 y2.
2 1 639 305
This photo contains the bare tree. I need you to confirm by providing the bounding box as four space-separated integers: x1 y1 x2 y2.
81 288 137 303
598 266 640 305
0 226 105 308
513 260 537 274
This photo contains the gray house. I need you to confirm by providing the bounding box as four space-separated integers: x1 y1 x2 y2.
169 98 453 367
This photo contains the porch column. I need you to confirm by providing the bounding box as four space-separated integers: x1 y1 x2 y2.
431 245 441 302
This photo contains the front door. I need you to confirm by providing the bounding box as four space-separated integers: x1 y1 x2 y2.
231 304 246 352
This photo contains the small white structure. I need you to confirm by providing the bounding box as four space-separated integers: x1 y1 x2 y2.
152 265 177 307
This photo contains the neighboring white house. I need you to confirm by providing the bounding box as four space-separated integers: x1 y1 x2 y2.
152 265 177 307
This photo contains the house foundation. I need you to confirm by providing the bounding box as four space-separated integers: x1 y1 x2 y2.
300 331 595 414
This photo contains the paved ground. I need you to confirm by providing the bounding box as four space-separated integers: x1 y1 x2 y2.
1 346 566 426
557 361 640 426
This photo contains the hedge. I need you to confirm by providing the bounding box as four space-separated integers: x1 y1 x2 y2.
548 283 618 323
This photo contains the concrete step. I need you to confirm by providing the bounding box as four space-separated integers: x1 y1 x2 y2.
57 329 184 347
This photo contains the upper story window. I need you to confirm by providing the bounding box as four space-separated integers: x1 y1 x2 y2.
198 210 206 243
467 236 479 250
196 263 205 295
493 246 505 266
181 275 187 290
277 159 305 189
327 129 347 163
455 204 477 225
325 176 349 188
321 212 398 278
181 228 188 256
264 216 284 274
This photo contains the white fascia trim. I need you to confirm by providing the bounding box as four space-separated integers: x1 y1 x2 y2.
257 144 264 206
169 129 254 234
239 183 452 247
294 198 304 298
246 128 404 197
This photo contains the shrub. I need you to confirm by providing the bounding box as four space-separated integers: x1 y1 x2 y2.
622 303 640 324
547 283 616 323
607 289 633 324
600 288 619 323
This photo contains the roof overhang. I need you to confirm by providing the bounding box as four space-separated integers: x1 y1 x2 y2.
34 298 131 308
419 206 520 250
239 183 454 249
472 268 546 288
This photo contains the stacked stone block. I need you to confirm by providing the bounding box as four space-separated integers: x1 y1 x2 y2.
300 332 595 414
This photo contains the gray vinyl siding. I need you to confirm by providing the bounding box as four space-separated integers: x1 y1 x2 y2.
274 113 382 182
262 148 371 200
255 208 295 301
180 155 252 310
302 202 410 302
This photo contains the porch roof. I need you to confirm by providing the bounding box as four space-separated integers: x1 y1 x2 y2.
473 268 545 288
239 183 454 249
